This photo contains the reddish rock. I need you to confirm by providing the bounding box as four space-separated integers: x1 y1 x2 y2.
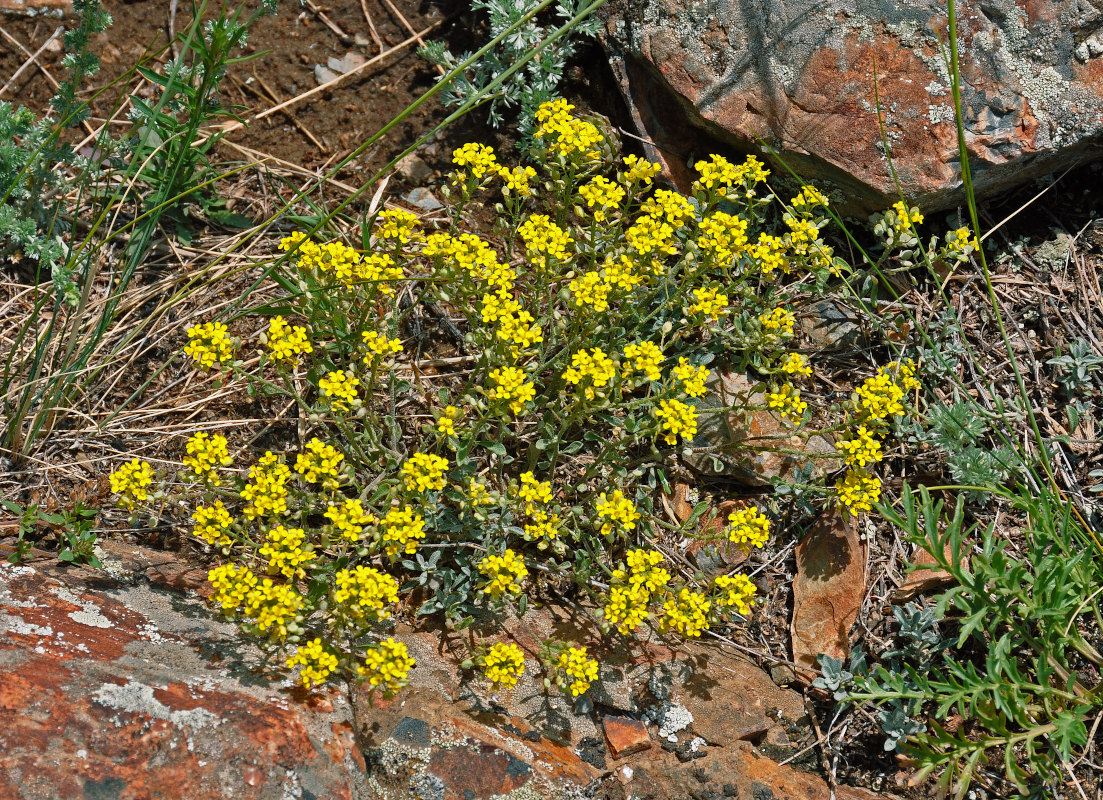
604 0 1103 213
685 371 838 486
0 558 368 800
603 715 651 758
791 513 868 678
610 739 893 800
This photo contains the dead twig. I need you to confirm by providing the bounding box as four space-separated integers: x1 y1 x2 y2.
0 24 62 97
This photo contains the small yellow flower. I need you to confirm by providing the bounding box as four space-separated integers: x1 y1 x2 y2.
287 638 339 688
182 432 232 485
437 405 460 436
401 452 449 493
379 505 425 557
191 501 233 547
484 642 526 690
759 308 796 337
556 645 599 696
660 587 711 638
623 341 664 383
294 438 345 490
324 498 376 543
518 471 553 513
259 524 315 580
362 331 403 365
836 425 883 468
240 452 292 520
655 398 698 445
479 549 528 597
334 565 399 621
207 563 257 612
726 506 770 550
781 353 812 377
184 321 234 370
621 154 662 186
578 175 626 222
374 208 421 244
319 369 360 413
109 458 155 510
688 287 728 321
498 164 537 196
488 366 535 416
673 358 710 398
713 573 756 616
835 468 882 514
359 638 414 696
265 316 312 364
596 489 640 537
452 142 499 180
562 347 616 402
765 383 808 421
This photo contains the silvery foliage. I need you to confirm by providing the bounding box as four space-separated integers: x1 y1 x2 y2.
421 0 601 134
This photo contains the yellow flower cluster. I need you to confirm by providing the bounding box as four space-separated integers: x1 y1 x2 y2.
534 99 603 160
891 200 924 233
604 549 670 634
357 252 404 294
484 642 526 690
766 383 808 421
185 321 234 369
621 154 661 185
836 425 883 467
726 506 771 550
380 505 425 557
655 398 698 445
791 185 828 210
835 468 882 514
661 587 711 638
437 405 460 436
499 164 537 196
488 366 535 415
375 208 421 244
480 291 543 357
428 232 515 289
479 549 528 597
324 498 376 542
245 578 305 638
943 227 980 261
625 213 678 256
623 341 663 382
642 189 694 228
578 176 625 222
109 458 154 510
452 142 498 180
596 489 640 537
518 471 553 513
524 510 562 543
241 451 291 520
751 233 789 276
569 271 612 312
856 372 906 420
208 563 257 612
781 353 812 377
713 573 756 616
265 316 312 364
334 565 398 621
401 452 449 493
319 370 360 412
563 347 616 401
279 234 361 280
287 638 339 688
259 524 315 580
362 330 403 365
759 307 796 337
557 645 599 696
192 501 233 547
673 359 710 398
697 211 749 264
604 254 642 290
688 287 728 320
467 480 493 507
692 153 769 196
359 638 415 696
518 214 573 272
294 438 344 490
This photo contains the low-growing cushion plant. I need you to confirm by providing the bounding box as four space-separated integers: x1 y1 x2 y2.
111 100 931 700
